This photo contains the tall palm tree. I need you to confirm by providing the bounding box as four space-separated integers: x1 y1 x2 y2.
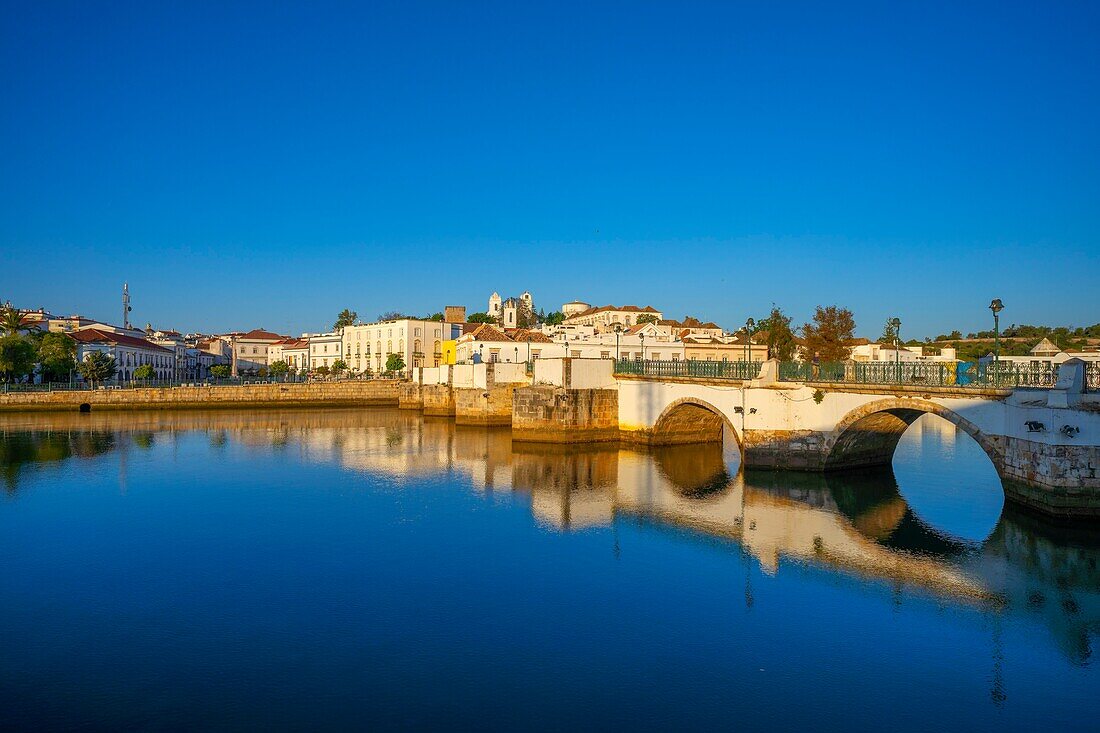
0 303 30 336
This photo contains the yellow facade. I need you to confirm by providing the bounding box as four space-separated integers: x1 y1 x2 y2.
440 340 458 365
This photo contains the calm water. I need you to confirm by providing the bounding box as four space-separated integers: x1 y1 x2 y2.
0 409 1096 731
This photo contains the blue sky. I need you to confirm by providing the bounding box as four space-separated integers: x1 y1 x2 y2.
1 1 1097 338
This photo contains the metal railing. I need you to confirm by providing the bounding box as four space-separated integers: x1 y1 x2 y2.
778 361 847 382
614 359 761 380
777 360 1060 388
1087 363 1100 391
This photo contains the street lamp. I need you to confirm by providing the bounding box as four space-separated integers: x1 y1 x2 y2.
890 317 901 382
640 332 646 362
744 318 755 364
514 346 518 364
614 323 623 361
989 299 1004 368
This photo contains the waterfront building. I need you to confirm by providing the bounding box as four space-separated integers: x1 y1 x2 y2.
217 328 288 372
343 318 462 373
307 332 343 371
71 328 175 381
268 338 309 371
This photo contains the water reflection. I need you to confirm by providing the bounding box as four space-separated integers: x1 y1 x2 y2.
1 408 1098 668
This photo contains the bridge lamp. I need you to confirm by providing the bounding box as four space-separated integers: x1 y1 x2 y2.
989 299 1004 368
890 317 901 382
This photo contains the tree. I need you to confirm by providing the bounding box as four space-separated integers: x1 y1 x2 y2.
37 332 76 382
385 353 405 373
801 305 856 362
543 311 565 326
269 360 289 377
427 313 444 322
210 364 230 378
516 302 537 329
636 314 659 325
878 319 899 345
378 311 409 321
0 304 31 336
334 309 358 330
759 306 797 361
314 364 331 377
0 334 36 382
77 351 117 384
133 364 156 381
467 312 497 324
332 359 348 376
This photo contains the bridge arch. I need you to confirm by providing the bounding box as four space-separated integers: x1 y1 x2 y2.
824 398 1003 474
650 397 742 453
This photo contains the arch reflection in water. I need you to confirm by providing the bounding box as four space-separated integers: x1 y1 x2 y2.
1 408 1097 667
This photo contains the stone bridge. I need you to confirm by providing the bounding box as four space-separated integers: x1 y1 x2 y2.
612 360 1100 517
402 357 1100 517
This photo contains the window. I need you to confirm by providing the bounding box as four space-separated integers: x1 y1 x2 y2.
571 350 581 358
600 351 610 359
414 328 421 337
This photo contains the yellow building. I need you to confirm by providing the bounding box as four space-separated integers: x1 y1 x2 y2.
440 340 458 365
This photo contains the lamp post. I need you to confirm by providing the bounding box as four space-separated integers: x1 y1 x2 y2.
640 332 646 362
890 317 901 382
989 299 1003 366
989 298 1004 384
514 346 518 364
744 318 755 364
614 323 623 361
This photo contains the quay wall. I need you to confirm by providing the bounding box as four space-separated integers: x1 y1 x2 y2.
0 381 403 412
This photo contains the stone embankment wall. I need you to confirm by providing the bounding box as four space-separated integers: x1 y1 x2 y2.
455 384 518 426
1000 437 1100 517
0 381 402 411
512 386 619 443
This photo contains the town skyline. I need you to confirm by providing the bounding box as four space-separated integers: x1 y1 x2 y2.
7 281 1097 346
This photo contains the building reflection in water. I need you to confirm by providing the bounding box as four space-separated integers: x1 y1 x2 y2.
1 407 1097 666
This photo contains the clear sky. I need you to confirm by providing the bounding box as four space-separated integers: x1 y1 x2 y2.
2 1 1098 338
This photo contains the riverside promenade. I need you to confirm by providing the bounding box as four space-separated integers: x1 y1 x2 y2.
0 381 402 411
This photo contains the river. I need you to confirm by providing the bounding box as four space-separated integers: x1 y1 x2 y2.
0 409 1096 730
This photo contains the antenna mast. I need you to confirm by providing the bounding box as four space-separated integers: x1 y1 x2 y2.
122 283 132 329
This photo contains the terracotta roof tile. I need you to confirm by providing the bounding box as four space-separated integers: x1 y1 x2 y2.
71 328 174 353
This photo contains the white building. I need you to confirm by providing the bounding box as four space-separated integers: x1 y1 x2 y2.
268 338 309 372
562 304 663 333
217 328 288 372
980 338 1100 369
342 318 462 374
71 328 175 382
307 332 343 371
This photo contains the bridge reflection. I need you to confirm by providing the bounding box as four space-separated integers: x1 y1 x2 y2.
1 408 1096 664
